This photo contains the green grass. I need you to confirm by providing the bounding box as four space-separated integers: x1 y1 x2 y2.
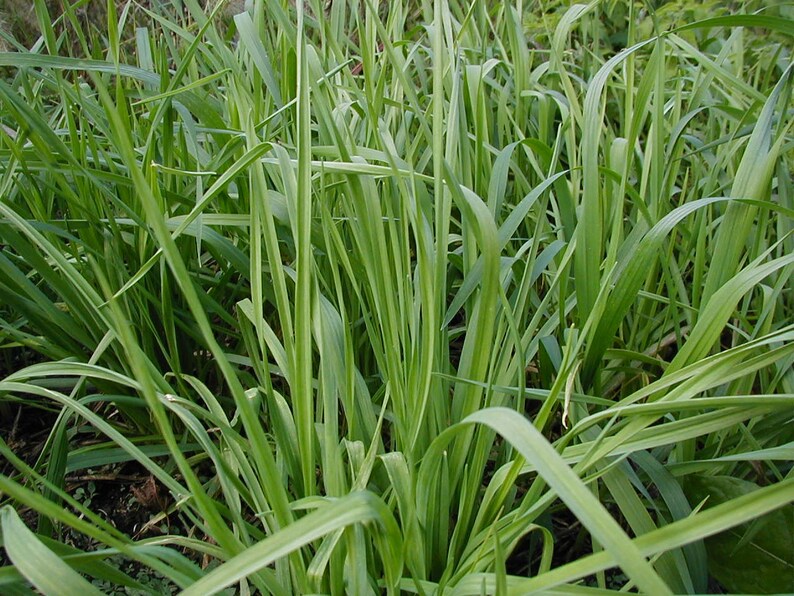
0 0 792 594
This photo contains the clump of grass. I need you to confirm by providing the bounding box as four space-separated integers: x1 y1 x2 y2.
0 0 792 594
0 0 247 54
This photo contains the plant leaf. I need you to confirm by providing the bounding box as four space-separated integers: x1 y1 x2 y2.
0 507 104 596
685 476 794 594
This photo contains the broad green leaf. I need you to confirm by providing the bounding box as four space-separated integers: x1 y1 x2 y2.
685 476 794 594
497 477 794 593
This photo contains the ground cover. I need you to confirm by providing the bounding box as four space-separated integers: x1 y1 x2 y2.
0 0 792 593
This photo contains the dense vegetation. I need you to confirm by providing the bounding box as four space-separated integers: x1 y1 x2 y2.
0 0 792 593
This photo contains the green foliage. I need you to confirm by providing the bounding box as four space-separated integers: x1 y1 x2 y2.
0 0 792 594
686 476 794 594
92 556 180 596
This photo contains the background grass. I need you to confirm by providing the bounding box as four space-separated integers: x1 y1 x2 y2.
0 0 792 593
